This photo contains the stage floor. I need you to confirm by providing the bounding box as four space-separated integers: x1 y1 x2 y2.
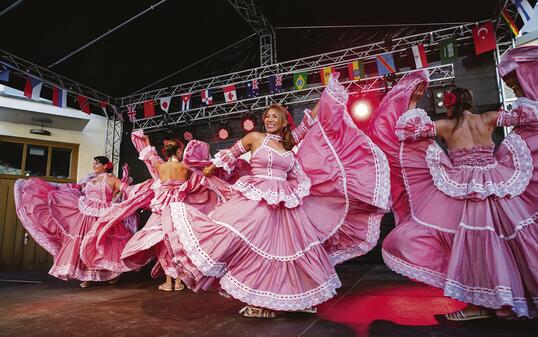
0 263 536 337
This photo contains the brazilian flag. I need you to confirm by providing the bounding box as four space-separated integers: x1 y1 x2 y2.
294 72 308 90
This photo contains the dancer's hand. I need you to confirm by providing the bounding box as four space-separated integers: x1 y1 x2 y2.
408 82 427 110
203 165 215 177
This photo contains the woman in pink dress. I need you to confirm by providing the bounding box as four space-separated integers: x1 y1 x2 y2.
119 132 227 291
367 46 538 320
168 73 391 318
15 156 128 287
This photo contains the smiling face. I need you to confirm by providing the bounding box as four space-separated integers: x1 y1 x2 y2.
263 106 287 134
92 160 106 174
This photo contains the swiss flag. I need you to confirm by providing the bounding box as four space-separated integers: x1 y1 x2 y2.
472 22 496 55
143 99 155 117
223 85 237 102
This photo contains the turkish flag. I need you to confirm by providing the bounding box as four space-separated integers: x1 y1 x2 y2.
472 22 496 55
143 99 155 118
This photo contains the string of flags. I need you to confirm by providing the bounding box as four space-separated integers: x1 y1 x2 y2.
1 1 532 124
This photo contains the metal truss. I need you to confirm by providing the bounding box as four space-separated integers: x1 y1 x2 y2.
228 0 276 66
0 49 113 111
104 114 123 175
119 20 484 107
133 64 455 133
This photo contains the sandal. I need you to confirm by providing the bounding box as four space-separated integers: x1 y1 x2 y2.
79 281 91 288
446 308 491 321
296 307 317 314
219 291 232 299
158 283 173 292
108 277 119 285
174 280 185 291
239 306 276 318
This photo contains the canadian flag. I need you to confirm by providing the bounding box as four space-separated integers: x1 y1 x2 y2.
160 96 172 113
223 85 237 102
410 44 428 69
181 93 191 111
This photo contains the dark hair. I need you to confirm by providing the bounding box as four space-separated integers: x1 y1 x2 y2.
448 87 476 133
262 104 295 151
163 139 182 159
94 156 112 173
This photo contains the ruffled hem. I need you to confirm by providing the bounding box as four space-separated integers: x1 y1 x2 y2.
212 150 236 174
49 264 120 282
425 132 533 200
14 179 60 257
220 272 341 311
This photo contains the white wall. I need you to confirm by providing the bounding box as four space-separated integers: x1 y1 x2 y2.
0 115 107 180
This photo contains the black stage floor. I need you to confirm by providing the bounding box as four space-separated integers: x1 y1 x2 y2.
1 264 536 337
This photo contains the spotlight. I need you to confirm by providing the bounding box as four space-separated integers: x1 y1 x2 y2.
351 101 371 120
242 116 257 133
183 130 194 141
433 88 453 114
217 124 231 141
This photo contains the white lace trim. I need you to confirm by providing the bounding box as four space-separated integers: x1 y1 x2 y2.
395 108 436 141
233 180 301 208
325 74 358 131
399 142 457 233
212 150 235 174
444 279 536 318
170 202 227 277
49 263 119 282
512 97 538 120
458 211 538 240
78 197 109 217
138 146 158 161
14 179 60 257
382 249 447 288
329 211 384 265
253 174 286 181
367 136 392 210
220 272 341 311
425 132 533 199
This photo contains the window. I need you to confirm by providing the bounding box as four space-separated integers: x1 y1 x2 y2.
50 148 72 179
0 140 23 175
0 136 78 182
25 145 49 177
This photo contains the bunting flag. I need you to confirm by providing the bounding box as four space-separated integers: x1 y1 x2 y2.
111 105 123 121
143 99 155 117
246 79 260 97
502 8 520 36
512 0 534 24
181 93 192 110
160 96 172 113
376 53 397 75
99 100 108 115
269 74 283 94
320 67 334 85
293 72 308 90
24 77 43 100
127 104 137 122
347 60 364 80
52 86 67 108
223 85 237 102
76 95 90 114
0 64 9 82
201 89 213 106
409 44 428 69
472 22 497 55
439 36 459 64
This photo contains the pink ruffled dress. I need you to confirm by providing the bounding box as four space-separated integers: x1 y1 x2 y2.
118 133 228 278
168 74 391 311
368 67 538 317
14 173 122 281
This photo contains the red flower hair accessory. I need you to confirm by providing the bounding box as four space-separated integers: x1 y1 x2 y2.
104 162 113 170
443 92 457 108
